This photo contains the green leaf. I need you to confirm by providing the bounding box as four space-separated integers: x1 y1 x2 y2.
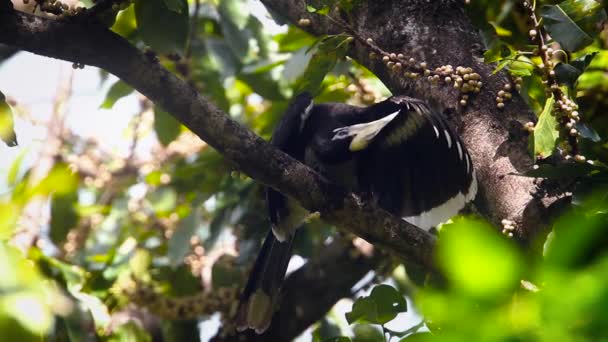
540 1 605 52
295 35 352 95
0 90 17 147
35 163 79 197
368 284 407 324
154 107 181 146
135 0 189 53
345 284 407 325
50 191 79 246
111 5 137 38
437 217 523 298
534 95 558 159
554 52 598 87
345 296 378 325
100 80 133 109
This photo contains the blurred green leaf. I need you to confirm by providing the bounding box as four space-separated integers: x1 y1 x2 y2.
31 163 79 200
217 0 252 60
7 148 26 186
154 107 181 146
100 80 133 109
437 217 523 298
218 0 250 29
135 0 189 53
148 187 177 214
534 95 558 159
50 191 79 246
111 5 137 39
0 91 17 147
0 202 19 240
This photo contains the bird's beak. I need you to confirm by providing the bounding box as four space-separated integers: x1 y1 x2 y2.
340 110 400 151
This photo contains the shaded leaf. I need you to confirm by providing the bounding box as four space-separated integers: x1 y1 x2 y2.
541 2 599 52
135 0 189 53
346 296 378 325
368 284 407 324
575 122 601 142
534 95 558 159
217 0 251 60
154 107 181 146
346 284 407 325
555 52 598 87
50 191 79 246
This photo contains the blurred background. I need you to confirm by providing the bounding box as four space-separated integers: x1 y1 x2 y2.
1 0 608 341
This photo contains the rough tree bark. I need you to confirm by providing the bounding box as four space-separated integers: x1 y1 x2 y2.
0 0 553 340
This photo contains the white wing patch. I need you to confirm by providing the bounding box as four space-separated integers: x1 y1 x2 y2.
299 100 315 131
403 171 478 230
456 141 463 160
444 130 452 148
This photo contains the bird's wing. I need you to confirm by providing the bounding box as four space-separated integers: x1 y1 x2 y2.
354 97 477 230
267 92 313 236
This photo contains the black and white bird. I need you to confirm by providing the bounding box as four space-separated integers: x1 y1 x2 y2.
236 92 477 333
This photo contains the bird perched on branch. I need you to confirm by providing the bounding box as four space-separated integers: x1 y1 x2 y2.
235 92 477 334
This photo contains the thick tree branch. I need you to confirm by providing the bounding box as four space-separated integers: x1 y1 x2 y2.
0 7 436 267
262 0 551 246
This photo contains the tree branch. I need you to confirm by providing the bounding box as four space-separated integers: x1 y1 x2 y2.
0 7 436 267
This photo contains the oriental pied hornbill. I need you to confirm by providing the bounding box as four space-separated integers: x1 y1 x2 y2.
236 92 477 333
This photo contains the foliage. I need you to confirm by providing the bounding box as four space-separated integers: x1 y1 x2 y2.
0 0 607 341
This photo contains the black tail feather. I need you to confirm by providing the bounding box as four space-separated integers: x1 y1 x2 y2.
235 229 296 334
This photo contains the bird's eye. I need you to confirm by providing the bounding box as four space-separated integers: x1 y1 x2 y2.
332 128 350 140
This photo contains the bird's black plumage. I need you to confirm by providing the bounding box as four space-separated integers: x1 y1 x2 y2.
236 93 477 333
